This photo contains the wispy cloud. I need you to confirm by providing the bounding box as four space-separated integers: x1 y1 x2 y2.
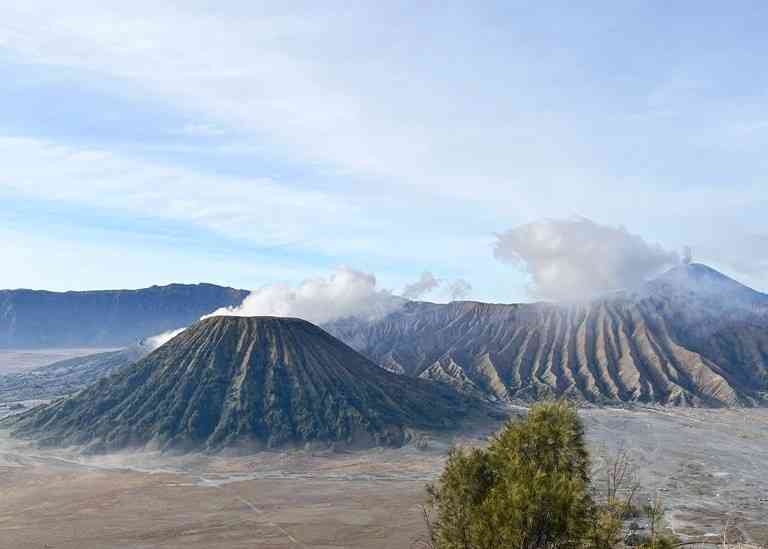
0 2 766 297
178 123 231 138
446 279 472 301
401 271 440 300
0 136 353 247
0 2 593 205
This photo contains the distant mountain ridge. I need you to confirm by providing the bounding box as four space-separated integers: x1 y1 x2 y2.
0 283 248 348
7 316 484 452
4 264 766 408
327 265 768 407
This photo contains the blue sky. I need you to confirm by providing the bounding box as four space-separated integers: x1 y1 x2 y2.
1 1 767 301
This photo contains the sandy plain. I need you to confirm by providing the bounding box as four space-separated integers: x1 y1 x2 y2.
0 407 766 549
0 350 117 374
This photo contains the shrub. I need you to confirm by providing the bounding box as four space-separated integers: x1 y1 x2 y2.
424 401 598 549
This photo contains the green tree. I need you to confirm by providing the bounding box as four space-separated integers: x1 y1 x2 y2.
424 401 597 549
423 447 496 549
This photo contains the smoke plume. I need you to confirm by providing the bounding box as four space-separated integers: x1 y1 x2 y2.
401 271 440 299
447 279 472 300
494 217 679 301
143 328 186 350
206 267 403 324
143 268 473 348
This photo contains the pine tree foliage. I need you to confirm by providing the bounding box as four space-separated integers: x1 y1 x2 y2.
425 402 597 549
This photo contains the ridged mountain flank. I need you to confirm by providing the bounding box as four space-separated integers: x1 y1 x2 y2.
327 265 768 407
7 317 481 452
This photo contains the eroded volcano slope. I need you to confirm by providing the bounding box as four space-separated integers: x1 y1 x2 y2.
328 265 768 406
8 316 482 452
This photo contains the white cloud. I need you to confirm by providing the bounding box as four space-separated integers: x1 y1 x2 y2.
141 267 476 346
0 134 498 294
446 279 472 301
0 1 592 206
178 123 230 137
0 3 760 221
494 217 680 301
144 328 186 350
401 271 440 300
398 272 473 302
0 2 766 299
0 136 352 247
205 266 403 324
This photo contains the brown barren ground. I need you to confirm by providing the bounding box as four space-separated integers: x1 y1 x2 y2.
0 460 428 549
1 408 766 548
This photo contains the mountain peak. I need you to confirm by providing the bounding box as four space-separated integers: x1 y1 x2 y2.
196 314 316 331
646 262 766 304
7 315 482 453
657 262 737 283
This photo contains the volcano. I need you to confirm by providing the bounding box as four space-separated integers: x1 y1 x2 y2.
7 316 481 452
327 264 768 407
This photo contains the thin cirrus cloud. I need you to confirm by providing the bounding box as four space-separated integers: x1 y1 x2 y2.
0 2 766 298
0 2 700 205
1 3 765 198
0 136 353 248
0 134 494 276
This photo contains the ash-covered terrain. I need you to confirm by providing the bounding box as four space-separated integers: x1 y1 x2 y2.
329 264 768 406
3 264 767 411
0 407 765 548
582 407 768 544
0 348 117 374
0 347 144 405
0 264 765 547
5 316 488 453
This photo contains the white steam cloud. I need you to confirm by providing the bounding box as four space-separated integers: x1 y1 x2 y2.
143 327 186 350
142 268 472 350
400 272 473 301
494 217 679 301
205 267 403 324
401 271 440 300
447 279 472 301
